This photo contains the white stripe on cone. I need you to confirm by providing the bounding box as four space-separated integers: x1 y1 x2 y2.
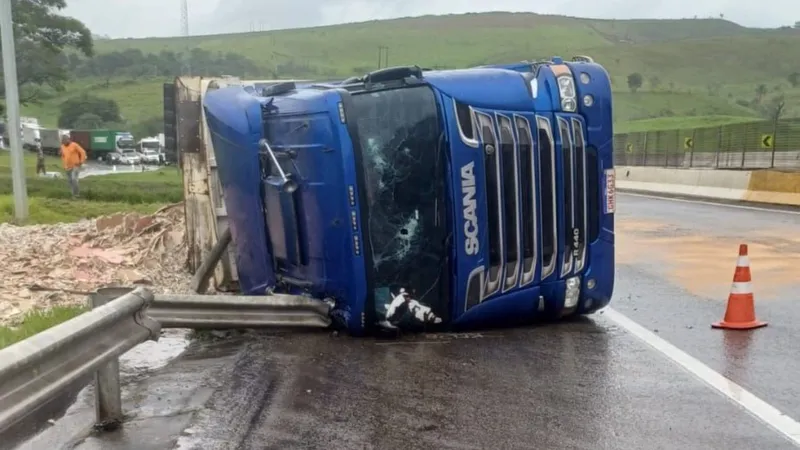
736 255 750 267
730 281 753 294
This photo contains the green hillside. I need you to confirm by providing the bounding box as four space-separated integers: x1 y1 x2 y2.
22 12 800 132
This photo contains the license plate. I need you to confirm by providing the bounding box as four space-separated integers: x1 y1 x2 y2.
604 168 616 214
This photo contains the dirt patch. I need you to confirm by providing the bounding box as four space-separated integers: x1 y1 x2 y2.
615 218 673 265
617 219 800 300
0 203 194 325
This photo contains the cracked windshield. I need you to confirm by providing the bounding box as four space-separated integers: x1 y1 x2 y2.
349 86 450 328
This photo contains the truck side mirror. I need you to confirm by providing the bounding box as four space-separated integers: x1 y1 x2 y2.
259 138 298 193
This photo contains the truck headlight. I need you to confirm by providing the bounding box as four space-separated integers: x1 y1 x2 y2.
557 75 577 112
564 276 581 309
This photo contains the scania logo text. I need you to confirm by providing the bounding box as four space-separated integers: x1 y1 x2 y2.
461 161 479 255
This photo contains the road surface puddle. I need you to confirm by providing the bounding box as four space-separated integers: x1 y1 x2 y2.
617 219 800 300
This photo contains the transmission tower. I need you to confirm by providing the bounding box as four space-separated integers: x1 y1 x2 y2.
180 0 191 75
180 0 189 37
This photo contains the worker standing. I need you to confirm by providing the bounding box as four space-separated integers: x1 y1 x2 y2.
60 134 87 198
35 140 46 175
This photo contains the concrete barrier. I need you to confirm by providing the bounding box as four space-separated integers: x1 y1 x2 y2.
616 166 800 206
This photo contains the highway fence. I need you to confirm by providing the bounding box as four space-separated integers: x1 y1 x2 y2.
614 118 800 170
0 286 332 436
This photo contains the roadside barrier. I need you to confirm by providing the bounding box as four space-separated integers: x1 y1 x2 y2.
0 287 332 434
616 166 800 206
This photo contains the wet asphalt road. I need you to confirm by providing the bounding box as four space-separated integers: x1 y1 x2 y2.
36 161 159 179
612 193 800 428
10 193 800 449
170 323 793 450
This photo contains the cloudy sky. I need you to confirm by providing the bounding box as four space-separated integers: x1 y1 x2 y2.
62 0 799 39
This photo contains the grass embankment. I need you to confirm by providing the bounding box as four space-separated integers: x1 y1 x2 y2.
26 13 800 130
0 306 88 349
0 152 183 224
0 151 184 349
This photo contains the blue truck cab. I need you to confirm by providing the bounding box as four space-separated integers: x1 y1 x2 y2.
202 56 615 336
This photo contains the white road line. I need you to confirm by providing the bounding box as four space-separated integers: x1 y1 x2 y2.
619 191 800 215
604 307 800 446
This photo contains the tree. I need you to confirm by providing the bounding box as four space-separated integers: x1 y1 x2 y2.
649 76 661 90
627 73 643 93
67 48 268 80
707 82 722 96
754 84 767 104
0 0 93 107
73 113 103 129
57 94 121 128
789 72 800 88
129 116 164 139
761 95 786 122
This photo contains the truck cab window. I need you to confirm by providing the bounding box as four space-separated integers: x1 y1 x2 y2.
349 85 450 326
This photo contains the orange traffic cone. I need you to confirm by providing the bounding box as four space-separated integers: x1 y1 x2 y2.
712 244 767 330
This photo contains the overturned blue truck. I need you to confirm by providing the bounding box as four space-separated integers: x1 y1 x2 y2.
164 56 616 336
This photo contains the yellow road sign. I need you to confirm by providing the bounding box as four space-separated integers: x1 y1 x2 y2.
684 137 694 150
625 143 633 153
761 134 773 149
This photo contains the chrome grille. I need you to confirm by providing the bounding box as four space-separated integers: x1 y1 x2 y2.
556 117 588 278
497 114 521 292
571 119 588 273
460 108 585 311
475 111 504 298
536 116 558 280
558 117 575 277
515 115 537 287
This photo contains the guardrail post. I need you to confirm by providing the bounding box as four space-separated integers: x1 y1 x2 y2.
89 287 133 428
770 118 778 169
643 132 649 166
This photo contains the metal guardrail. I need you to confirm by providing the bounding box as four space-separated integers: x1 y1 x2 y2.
0 286 333 436
0 287 160 434
614 118 800 170
149 293 332 328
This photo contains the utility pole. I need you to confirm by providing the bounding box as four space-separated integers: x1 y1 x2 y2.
0 0 27 220
377 46 389 69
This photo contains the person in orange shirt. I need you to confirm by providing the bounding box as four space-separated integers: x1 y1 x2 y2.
60 134 87 198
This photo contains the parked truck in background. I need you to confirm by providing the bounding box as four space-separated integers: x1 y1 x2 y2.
21 125 40 151
137 136 164 164
39 129 63 155
69 129 136 161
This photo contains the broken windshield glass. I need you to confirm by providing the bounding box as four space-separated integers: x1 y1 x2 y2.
349 85 450 329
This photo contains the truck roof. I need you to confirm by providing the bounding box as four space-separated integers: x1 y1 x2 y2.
231 66 538 113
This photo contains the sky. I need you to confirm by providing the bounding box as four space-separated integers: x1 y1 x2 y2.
62 0 800 39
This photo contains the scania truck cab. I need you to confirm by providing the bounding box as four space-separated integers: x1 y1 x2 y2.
201 56 615 336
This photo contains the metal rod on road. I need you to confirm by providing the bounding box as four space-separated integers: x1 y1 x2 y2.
89 290 125 427
0 0 27 220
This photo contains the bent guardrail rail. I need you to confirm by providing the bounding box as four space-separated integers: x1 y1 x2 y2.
0 286 333 437
148 293 332 328
0 287 160 435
